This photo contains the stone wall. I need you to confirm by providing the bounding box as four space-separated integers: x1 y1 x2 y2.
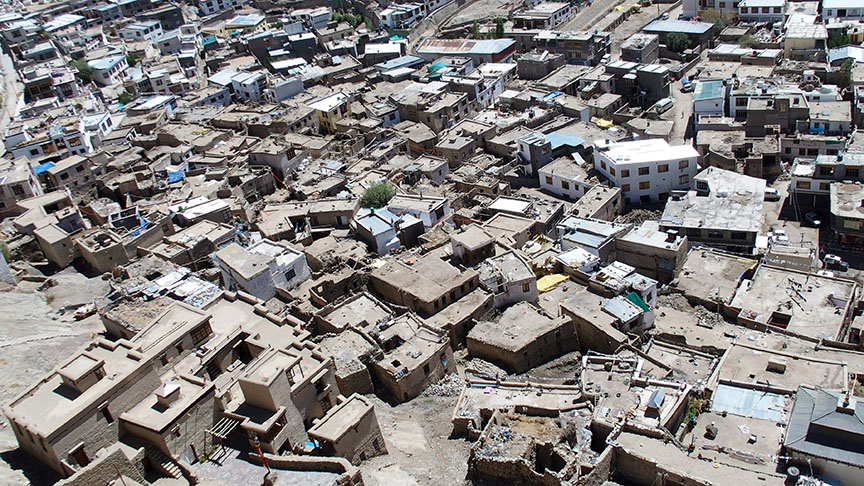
56 444 146 486
250 452 364 486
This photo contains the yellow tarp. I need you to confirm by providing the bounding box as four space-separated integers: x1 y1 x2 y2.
595 118 614 127
537 273 570 293
614 5 626 11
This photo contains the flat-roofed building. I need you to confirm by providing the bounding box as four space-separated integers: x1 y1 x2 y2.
593 138 699 205
660 167 765 252
308 394 387 465
467 302 576 373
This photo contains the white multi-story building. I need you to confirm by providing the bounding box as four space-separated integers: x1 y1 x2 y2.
822 0 863 22
230 72 268 102
87 55 128 86
118 21 163 42
195 0 244 16
287 7 331 30
538 157 592 200
380 3 424 29
593 138 700 205
737 0 785 23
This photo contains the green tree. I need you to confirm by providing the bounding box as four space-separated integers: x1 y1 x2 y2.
839 59 853 89
829 33 850 49
70 59 92 82
471 20 481 39
355 14 364 27
738 34 757 48
667 32 691 53
126 53 141 67
360 181 396 209
118 91 136 105
494 17 505 39
700 9 727 30
332 11 343 23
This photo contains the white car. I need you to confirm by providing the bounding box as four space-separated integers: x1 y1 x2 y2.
764 188 780 201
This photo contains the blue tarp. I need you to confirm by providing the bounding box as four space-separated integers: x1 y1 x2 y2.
167 170 184 183
545 132 586 151
33 162 55 174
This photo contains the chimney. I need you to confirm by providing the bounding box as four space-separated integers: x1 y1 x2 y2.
665 229 678 242
155 382 181 408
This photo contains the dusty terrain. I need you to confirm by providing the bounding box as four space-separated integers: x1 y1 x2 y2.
0 271 107 485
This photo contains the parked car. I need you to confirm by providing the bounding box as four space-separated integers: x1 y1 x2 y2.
651 97 675 114
824 254 849 271
661 12 669 19
804 211 822 227
764 188 781 201
681 79 694 92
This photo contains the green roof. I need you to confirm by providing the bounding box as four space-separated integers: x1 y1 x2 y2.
694 80 724 101
625 292 650 313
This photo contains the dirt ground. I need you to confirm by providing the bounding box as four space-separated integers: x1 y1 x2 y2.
0 271 108 485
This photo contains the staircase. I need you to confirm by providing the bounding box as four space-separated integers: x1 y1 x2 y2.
143 443 183 480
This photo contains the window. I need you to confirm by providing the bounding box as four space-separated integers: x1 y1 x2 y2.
60 173 69 180
796 180 810 189
610 167 616 176
658 164 668 173
736 98 747 106
773 6 780 12
679 174 689 185
285 267 296 281
819 182 831 191
423 363 430 375
30 149 39 156
638 167 650 176
101 407 114 423
561 181 569 190
819 167 834 176
522 282 530 292
679 160 689 169
600 161 606 170
190 324 211 344
639 181 650 190
846 168 859 178
11 185 24 196
719 2 725 7
784 147 792 154
620 169 630 178
622 184 631 192
731 232 747 240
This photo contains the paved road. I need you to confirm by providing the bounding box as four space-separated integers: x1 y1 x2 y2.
0 48 20 135
561 0 627 32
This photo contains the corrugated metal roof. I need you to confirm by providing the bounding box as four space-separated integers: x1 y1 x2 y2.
711 384 786 421
644 20 714 34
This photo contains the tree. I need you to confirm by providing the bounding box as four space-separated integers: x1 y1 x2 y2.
829 33 850 49
471 20 481 39
494 17 505 39
332 11 343 23
667 32 691 53
360 181 396 209
738 34 757 48
700 9 727 30
355 14 364 27
118 91 136 105
126 53 141 67
839 59 853 89
70 59 92 82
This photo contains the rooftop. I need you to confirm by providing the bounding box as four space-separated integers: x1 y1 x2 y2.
308 394 374 443
661 167 765 234
469 303 565 351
